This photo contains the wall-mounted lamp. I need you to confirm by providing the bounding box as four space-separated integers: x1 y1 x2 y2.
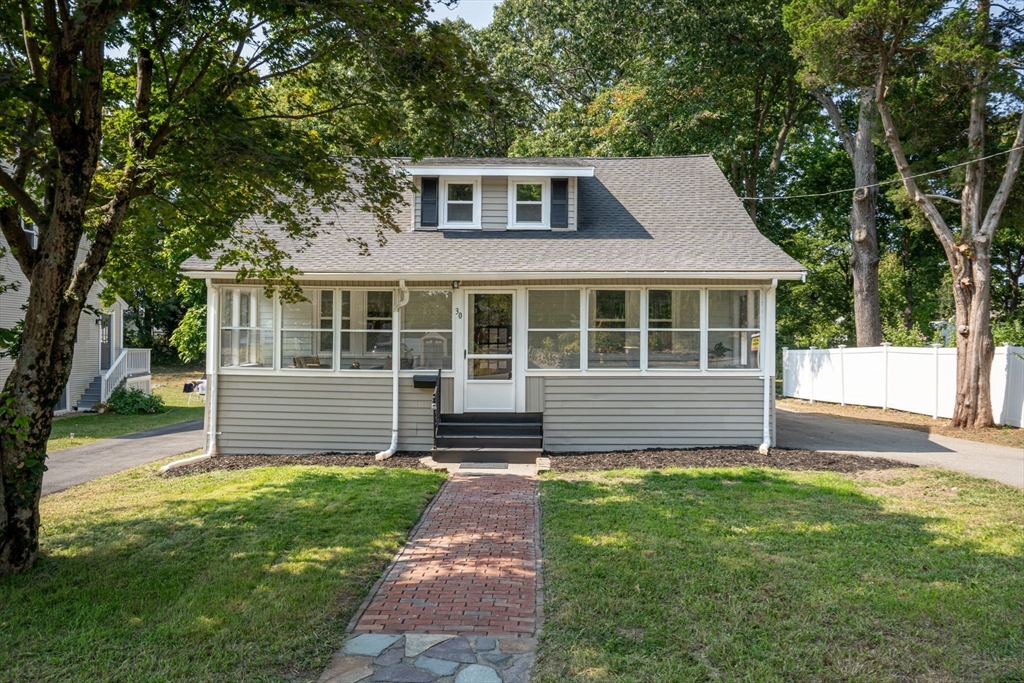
452 281 460 289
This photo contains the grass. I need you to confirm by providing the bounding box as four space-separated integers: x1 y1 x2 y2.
535 466 1024 682
778 396 1024 450
0 460 446 683
48 367 205 452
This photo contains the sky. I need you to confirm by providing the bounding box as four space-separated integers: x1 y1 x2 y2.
428 0 501 28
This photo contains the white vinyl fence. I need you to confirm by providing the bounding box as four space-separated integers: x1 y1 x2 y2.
782 344 1024 428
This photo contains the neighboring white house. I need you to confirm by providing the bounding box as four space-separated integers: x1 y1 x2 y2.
183 156 806 461
0 228 151 412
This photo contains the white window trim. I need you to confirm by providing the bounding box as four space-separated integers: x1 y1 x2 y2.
507 177 550 230
440 176 482 229
279 289 336 371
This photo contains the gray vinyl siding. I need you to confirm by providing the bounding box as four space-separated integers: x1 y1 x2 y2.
397 377 451 450
216 374 392 454
481 177 508 230
541 375 766 451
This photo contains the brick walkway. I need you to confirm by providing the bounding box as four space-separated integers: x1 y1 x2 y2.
352 474 540 636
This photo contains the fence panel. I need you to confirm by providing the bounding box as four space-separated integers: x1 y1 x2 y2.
782 344 1023 427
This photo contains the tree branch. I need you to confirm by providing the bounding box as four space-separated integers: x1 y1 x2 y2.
979 106 1024 239
0 167 47 228
813 88 856 159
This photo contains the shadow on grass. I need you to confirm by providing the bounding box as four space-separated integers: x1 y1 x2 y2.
535 468 1024 682
0 466 445 683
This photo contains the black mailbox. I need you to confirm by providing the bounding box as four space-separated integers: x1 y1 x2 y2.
412 374 439 388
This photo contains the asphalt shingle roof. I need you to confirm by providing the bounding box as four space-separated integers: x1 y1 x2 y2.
182 156 804 277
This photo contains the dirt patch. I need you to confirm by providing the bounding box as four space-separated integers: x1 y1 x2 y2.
548 448 911 474
164 452 431 476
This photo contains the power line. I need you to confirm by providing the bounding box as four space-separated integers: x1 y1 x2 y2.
743 145 1024 202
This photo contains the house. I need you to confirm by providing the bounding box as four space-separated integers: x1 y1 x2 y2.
182 156 805 461
0 229 151 412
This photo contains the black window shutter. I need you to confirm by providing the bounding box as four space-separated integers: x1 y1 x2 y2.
421 177 439 227
551 178 569 228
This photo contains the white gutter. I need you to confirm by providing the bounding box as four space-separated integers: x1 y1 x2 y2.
759 278 778 455
402 165 595 177
184 270 807 281
162 280 219 473
375 280 410 461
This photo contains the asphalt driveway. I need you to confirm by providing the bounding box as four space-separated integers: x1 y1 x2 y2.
777 408 1024 489
42 419 204 496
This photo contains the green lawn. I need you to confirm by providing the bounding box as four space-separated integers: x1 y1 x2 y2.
0 462 446 682
49 368 204 452
535 467 1024 682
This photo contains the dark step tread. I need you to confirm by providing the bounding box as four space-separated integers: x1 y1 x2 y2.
435 437 543 449
438 412 543 425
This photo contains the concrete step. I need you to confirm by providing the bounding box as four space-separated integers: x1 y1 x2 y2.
431 447 543 464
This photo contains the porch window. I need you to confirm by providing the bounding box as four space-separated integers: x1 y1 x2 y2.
527 290 580 369
401 290 453 370
647 290 700 369
280 290 334 369
341 290 393 370
220 288 274 368
707 289 761 369
587 290 641 369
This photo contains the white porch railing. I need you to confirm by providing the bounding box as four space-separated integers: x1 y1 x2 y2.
782 344 1024 427
101 348 151 402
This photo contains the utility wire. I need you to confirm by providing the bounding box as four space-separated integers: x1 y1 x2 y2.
742 145 1024 201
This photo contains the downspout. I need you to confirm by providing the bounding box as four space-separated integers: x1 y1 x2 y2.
759 278 778 455
162 280 219 473
376 279 410 460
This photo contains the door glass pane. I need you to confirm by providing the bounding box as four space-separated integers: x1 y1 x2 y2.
470 358 512 380
471 294 513 354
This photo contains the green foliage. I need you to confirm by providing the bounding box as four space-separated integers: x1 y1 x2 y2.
107 387 165 416
993 318 1024 346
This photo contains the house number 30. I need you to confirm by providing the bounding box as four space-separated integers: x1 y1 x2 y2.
455 308 463 319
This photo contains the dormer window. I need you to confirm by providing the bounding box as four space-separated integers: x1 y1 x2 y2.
508 178 550 229
440 177 481 229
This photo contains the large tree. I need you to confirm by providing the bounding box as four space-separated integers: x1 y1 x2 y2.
482 0 814 223
787 0 1024 428
0 0 484 575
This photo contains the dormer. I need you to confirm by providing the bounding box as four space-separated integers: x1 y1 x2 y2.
405 160 594 232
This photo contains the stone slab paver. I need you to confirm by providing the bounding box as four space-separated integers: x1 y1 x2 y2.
455 664 503 683
405 634 453 658
317 655 374 683
354 475 540 635
370 664 434 682
344 634 401 657
420 636 477 663
414 656 459 676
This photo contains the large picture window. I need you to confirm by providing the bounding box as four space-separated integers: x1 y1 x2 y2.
528 290 580 369
220 288 274 368
588 290 641 369
707 289 761 369
342 291 393 370
281 290 334 369
648 290 700 369
401 290 453 370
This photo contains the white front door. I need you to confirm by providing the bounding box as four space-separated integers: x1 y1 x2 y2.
463 291 515 411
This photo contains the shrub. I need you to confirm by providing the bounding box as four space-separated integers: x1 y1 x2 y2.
107 386 164 415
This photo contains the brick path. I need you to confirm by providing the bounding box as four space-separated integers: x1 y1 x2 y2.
352 474 540 636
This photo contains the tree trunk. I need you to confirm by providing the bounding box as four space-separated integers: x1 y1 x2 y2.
901 226 914 330
0 225 85 574
849 89 882 347
951 241 995 428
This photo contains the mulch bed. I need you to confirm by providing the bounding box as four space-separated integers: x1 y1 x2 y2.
548 448 912 474
164 448 911 477
163 452 430 477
